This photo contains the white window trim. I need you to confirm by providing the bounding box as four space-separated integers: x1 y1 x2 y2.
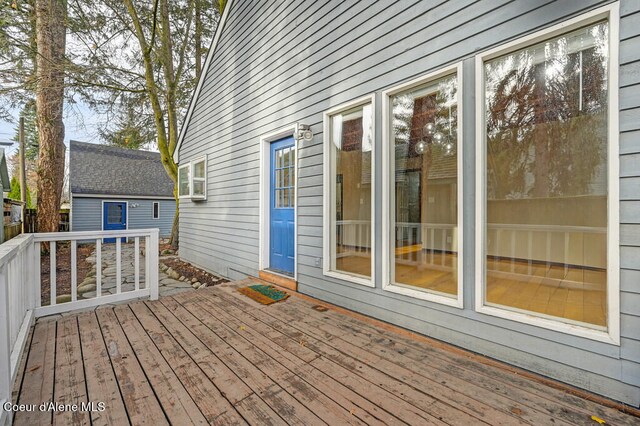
178 163 191 199
191 156 207 200
178 157 207 200
474 3 620 345
381 63 464 309
152 201 160 220
323 94 376 288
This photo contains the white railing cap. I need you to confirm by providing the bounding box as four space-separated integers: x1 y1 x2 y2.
0 234 34 268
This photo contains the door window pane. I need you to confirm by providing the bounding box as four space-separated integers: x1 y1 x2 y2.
274 145 295 209
329 103 373 278
483 22 609 327
107 204 123 224
390 73 459 296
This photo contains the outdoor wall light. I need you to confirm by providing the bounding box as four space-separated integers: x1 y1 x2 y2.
295 123 313 143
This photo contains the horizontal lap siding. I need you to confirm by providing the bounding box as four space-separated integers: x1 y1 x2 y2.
71 197 175 236
127 199 175 237
71 197 102 232
179 0 640 405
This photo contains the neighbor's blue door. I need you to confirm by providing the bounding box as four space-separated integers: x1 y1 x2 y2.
103 201 126 243
270 137 295 275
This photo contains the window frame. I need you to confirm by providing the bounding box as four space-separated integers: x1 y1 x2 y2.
178 156 207 200
152 201 160 220
177 163 191 199
191 156 207 200
323 94 376 288
381 63 464 308
474 3 620 344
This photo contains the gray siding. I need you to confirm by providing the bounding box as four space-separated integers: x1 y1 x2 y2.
178 0 640 405
71 197 175 237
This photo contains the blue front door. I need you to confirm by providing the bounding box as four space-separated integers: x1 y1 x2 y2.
270 137 295 275
103 202 127 243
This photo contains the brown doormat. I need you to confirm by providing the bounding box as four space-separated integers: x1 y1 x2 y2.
238 284 289 305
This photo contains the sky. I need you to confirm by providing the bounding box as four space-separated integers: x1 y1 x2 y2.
0 100 104 162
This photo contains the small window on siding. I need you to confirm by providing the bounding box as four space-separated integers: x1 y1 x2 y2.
192 158 206 199
153 202 160 219
178 164 190 198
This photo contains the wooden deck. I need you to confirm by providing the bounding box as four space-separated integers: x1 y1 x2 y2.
12 279 639 425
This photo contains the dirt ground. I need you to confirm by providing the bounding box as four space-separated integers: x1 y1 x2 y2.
161 257 229 287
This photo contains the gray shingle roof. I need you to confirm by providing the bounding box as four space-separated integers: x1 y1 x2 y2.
70 141 174 197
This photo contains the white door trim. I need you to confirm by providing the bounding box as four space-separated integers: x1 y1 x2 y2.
259 125 298 280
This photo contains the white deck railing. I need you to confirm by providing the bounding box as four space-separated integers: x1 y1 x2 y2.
0 229 159 425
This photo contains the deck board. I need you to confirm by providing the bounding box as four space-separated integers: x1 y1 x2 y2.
13 280 640 426
14 320 56 426
112 305 212 425
52 316 90 426
95 308 168 425
76 312 129 426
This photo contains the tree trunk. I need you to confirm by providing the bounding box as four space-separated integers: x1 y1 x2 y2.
35 0 66 234
170 187 179 250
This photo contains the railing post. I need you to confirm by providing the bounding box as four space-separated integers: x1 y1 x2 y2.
0 265 11 425
149 230 159 300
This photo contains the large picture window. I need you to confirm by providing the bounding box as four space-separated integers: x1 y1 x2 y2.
478 18 616 335
384 67 462 305
324 96 375 285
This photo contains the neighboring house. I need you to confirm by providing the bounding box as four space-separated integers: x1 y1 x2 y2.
0 148 17 243
70 140 175 237
176 0 640 406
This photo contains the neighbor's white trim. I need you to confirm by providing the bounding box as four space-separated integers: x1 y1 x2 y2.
259 125 298 279
73 193 175 200
381 63 464 308
474 3 620 345
152 201 160 220
323 94 376 288
174 0 235 163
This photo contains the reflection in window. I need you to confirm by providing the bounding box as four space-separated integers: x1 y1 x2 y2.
329 103 373 278
390 74 459 296
483 22 609 327
178 165 190 197
107 204 123 224
192 159 206 198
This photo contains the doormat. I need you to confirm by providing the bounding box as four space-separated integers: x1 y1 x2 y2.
238 284 289 305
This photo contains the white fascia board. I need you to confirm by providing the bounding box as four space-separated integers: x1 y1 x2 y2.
173 0 235 164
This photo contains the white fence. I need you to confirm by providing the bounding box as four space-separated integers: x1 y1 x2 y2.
0 229 159 425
